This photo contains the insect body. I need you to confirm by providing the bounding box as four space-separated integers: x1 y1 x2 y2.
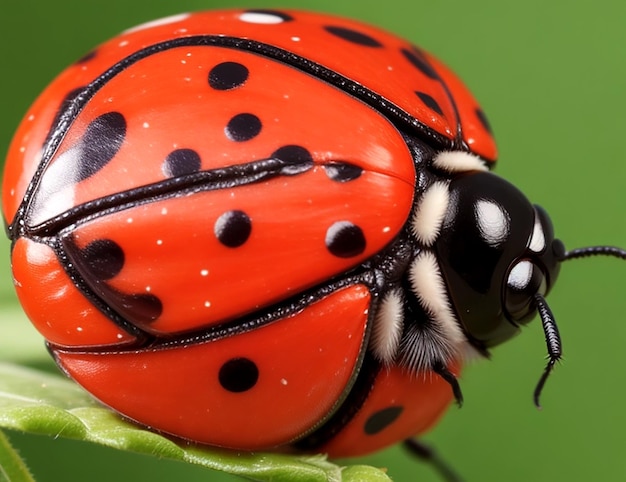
2 8 624 463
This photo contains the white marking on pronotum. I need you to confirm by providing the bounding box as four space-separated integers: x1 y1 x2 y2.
507 260 534 290
411 181 450 246
433 150 488 173
371 289 404 363
239 11 286 24
475 199 509 247
124 13 191 34
409 251 464 348
529 216 546 253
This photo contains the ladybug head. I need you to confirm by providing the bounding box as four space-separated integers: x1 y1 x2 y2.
430 152 626 407
435 170 563 347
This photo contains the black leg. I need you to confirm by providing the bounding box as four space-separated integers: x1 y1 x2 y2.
403 438 464 482
432 361 463 407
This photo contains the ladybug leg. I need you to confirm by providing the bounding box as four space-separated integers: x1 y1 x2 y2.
403 438 464 482
432 361 463 407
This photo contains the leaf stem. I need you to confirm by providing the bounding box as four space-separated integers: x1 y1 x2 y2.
0 429 36 482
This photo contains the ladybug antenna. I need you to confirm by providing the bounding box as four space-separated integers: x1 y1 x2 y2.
561 245 626 261
534 244 626 408
533 293 561 409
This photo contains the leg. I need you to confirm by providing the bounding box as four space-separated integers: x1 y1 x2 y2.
403 438 464 482
432 361 463 407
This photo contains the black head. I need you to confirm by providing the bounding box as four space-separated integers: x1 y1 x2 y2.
436 170 564 347
434 169 625 406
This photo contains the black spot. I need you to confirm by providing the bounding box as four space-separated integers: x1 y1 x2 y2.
30 110 125 222
475 108 493 134
208 62 249 90
76 50 97 63
119 293 163 324
364 406 404 435
401 48 439 80
324 26 382 47
272 145 313 164
163 149 201 177
324 162 363 182
215 210 252 247
79 239 125 280
325 221 366 258
225 113 262 142
243 9 294 22
219 357 259 392
416 91 443 116
78 111 127 180
272 145 314 175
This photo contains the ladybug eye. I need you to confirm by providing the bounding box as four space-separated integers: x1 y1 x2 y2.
504 259 546 322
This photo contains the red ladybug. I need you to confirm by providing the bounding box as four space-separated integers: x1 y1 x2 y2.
2 8 624 476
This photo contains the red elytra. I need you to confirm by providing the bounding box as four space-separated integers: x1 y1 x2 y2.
2 10 496 224
55 285 371 450
2 8 505 457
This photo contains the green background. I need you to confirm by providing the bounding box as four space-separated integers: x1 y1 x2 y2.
2 0 626 481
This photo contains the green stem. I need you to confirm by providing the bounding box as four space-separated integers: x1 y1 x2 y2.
0 430 36 482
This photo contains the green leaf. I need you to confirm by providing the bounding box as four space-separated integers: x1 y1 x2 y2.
0 429 36 482
0 363 391 481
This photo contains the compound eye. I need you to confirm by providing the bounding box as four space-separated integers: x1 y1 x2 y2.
504 259 546 323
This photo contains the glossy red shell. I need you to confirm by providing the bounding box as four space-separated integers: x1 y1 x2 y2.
2 8 492 456
55 285 371 449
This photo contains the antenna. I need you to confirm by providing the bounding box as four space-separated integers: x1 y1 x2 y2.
533 293 561 408
562 245 626 261
533 244 626 408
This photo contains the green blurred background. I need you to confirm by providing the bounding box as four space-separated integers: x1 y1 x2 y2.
2 0 626 481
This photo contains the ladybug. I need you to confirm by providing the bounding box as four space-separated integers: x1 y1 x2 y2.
3 8 624 478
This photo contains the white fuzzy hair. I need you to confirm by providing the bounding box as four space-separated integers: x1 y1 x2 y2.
371 289 405 363
411 181 450 246
433 150 488 173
